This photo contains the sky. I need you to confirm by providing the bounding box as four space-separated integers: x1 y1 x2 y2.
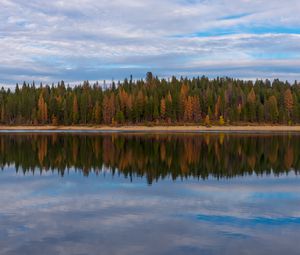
1 0 300 85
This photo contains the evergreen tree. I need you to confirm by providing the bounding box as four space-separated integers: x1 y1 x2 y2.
0 74 299 126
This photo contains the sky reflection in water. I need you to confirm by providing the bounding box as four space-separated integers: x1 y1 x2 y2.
0 134 300 255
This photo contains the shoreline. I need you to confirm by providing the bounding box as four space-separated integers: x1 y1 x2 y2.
0 125 300 132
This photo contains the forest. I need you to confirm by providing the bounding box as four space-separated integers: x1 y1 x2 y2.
0 72 299 125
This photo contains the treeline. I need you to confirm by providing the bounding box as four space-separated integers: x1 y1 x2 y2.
0 134 298 183
0 72 299 125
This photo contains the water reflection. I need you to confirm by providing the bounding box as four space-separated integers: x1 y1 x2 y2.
0 133 299 183
0 133 300 254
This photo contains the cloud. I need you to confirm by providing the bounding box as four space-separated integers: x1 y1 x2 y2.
0 0 300 85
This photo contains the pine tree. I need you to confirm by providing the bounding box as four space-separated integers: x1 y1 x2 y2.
137 90 144 121
102 95 111 124
153 97 159 121
116 111 125 124
1 105 4 123
0 74 299 126
94 101 101 124
247 88 256 122
166 92 173 121
214 96 221 119
184 96 193 122
266 96 279 123
72 95 79 124
192 96 201 122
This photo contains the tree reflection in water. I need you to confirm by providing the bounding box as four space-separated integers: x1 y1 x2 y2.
0 133 298 184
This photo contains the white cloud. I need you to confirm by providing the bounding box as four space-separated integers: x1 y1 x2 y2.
0 0 300 85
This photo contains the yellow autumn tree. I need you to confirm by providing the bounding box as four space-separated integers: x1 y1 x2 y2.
204 115 210 127
160 98 166 120
184 96 193 122
284 89 294 120
219 116 225 125
38 93 48 124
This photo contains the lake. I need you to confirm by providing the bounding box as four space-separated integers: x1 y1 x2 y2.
0 133 300 255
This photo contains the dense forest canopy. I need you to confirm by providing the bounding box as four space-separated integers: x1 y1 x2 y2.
0 73 299 125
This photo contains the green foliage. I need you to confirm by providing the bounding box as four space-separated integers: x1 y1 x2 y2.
0 74 299 125
116 111 125 124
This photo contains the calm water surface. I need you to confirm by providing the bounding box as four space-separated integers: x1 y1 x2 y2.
0 133 300 255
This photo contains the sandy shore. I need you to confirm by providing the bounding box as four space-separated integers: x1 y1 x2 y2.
0 125 300 132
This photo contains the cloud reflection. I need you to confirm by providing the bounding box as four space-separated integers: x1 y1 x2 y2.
1 168 300 255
